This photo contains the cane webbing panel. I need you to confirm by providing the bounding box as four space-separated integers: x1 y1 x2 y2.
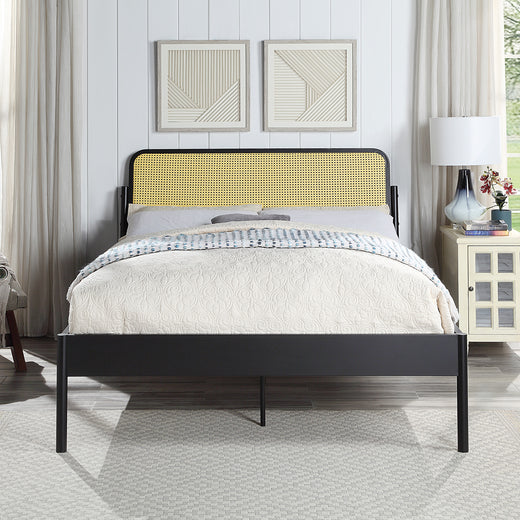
131 151 387 208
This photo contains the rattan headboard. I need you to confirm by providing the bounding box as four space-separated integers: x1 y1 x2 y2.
122 148 397 235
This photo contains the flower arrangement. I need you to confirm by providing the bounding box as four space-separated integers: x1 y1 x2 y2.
480 168 517 210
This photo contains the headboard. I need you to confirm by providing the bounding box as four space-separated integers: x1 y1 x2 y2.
122 148 398 235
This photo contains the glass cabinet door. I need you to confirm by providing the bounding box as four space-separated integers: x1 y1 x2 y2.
468 246 520 335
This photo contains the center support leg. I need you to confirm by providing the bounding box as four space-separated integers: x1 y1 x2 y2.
56 337 68 453
260 376 266 427
457 335 469 453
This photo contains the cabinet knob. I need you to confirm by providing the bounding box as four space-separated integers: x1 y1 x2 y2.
468 286 474 292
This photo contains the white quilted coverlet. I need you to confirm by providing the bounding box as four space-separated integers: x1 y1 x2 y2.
68 222 456 335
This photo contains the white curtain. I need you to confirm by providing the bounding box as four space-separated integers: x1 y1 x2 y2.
412 0 506 269
0 0 85 336
0 0 16 253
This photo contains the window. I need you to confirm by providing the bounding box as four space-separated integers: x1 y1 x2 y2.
505 0 520 230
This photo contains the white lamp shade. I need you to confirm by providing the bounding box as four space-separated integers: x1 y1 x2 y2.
429 116 501 166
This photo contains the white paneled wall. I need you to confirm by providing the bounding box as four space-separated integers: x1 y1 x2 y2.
87 0 118 258
148 0 179 150
86 0 416 259
330 0 360 149
118 0 149 186
239 0 269 149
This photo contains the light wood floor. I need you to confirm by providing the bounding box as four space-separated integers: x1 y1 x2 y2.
1 337 519 411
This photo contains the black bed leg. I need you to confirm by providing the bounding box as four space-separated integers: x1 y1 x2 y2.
56 336 68 453
457 335 469 453
260 376 266 426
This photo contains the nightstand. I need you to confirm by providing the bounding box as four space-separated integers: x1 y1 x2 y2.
440 225 520 343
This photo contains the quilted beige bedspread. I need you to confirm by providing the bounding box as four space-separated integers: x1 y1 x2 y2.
68 221 457 335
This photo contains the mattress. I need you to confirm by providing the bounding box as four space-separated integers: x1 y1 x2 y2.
67 221 458 335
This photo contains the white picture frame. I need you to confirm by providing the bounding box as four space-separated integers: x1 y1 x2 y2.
264 40 357 132
157 40 250 132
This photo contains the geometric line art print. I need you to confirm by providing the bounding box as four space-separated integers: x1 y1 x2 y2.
273 54 306 121
167 108 205 123
275 49 346 95
167 79 199 109
264 40 356 132
157 41 249 131
169 50 239 109
297 73 346 122
196 81 240 122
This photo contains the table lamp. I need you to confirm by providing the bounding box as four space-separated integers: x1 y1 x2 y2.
430 116 501 224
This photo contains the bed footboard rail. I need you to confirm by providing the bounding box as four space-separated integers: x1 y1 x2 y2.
56 331 468 453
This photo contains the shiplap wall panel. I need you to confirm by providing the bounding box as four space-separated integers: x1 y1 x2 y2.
391 0 415 246
330 0 361 149
239 0 269 149
361 0 392 155
148 0 180 149
300 0 332 149
268 0 300 148
208 0 240 149
118 0 149 187
300 0 331 39
178 0 209 149
87 0 119 260
79 0 88 243
86 0 416 256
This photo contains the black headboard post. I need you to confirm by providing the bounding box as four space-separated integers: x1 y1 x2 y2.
119 186 129 238
390 185 399 237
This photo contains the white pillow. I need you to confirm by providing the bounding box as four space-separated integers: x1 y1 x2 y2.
260 206 399 241
126 204 262 237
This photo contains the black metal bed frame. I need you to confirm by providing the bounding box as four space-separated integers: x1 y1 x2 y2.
56 148 468 453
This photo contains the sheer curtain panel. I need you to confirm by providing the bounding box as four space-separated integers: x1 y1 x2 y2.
0 0 85 336
0 0 16 255
412 0 506 269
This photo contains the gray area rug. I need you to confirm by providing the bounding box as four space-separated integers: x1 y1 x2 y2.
1 408 519 519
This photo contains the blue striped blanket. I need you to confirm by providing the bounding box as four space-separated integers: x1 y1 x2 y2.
68 227 455 313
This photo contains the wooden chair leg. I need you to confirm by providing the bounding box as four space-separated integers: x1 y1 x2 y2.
6 310 26 372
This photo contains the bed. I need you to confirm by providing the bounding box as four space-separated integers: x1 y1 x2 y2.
57 148 468 453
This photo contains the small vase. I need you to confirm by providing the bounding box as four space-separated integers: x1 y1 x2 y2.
444 169 486 224
491 209 512 231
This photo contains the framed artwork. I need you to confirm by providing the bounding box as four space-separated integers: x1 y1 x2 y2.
263 40 357 132
156 40 249 131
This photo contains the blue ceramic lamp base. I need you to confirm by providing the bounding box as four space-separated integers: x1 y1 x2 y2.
445 169 486 224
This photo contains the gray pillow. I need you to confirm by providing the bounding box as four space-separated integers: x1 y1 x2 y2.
211 213 290 224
